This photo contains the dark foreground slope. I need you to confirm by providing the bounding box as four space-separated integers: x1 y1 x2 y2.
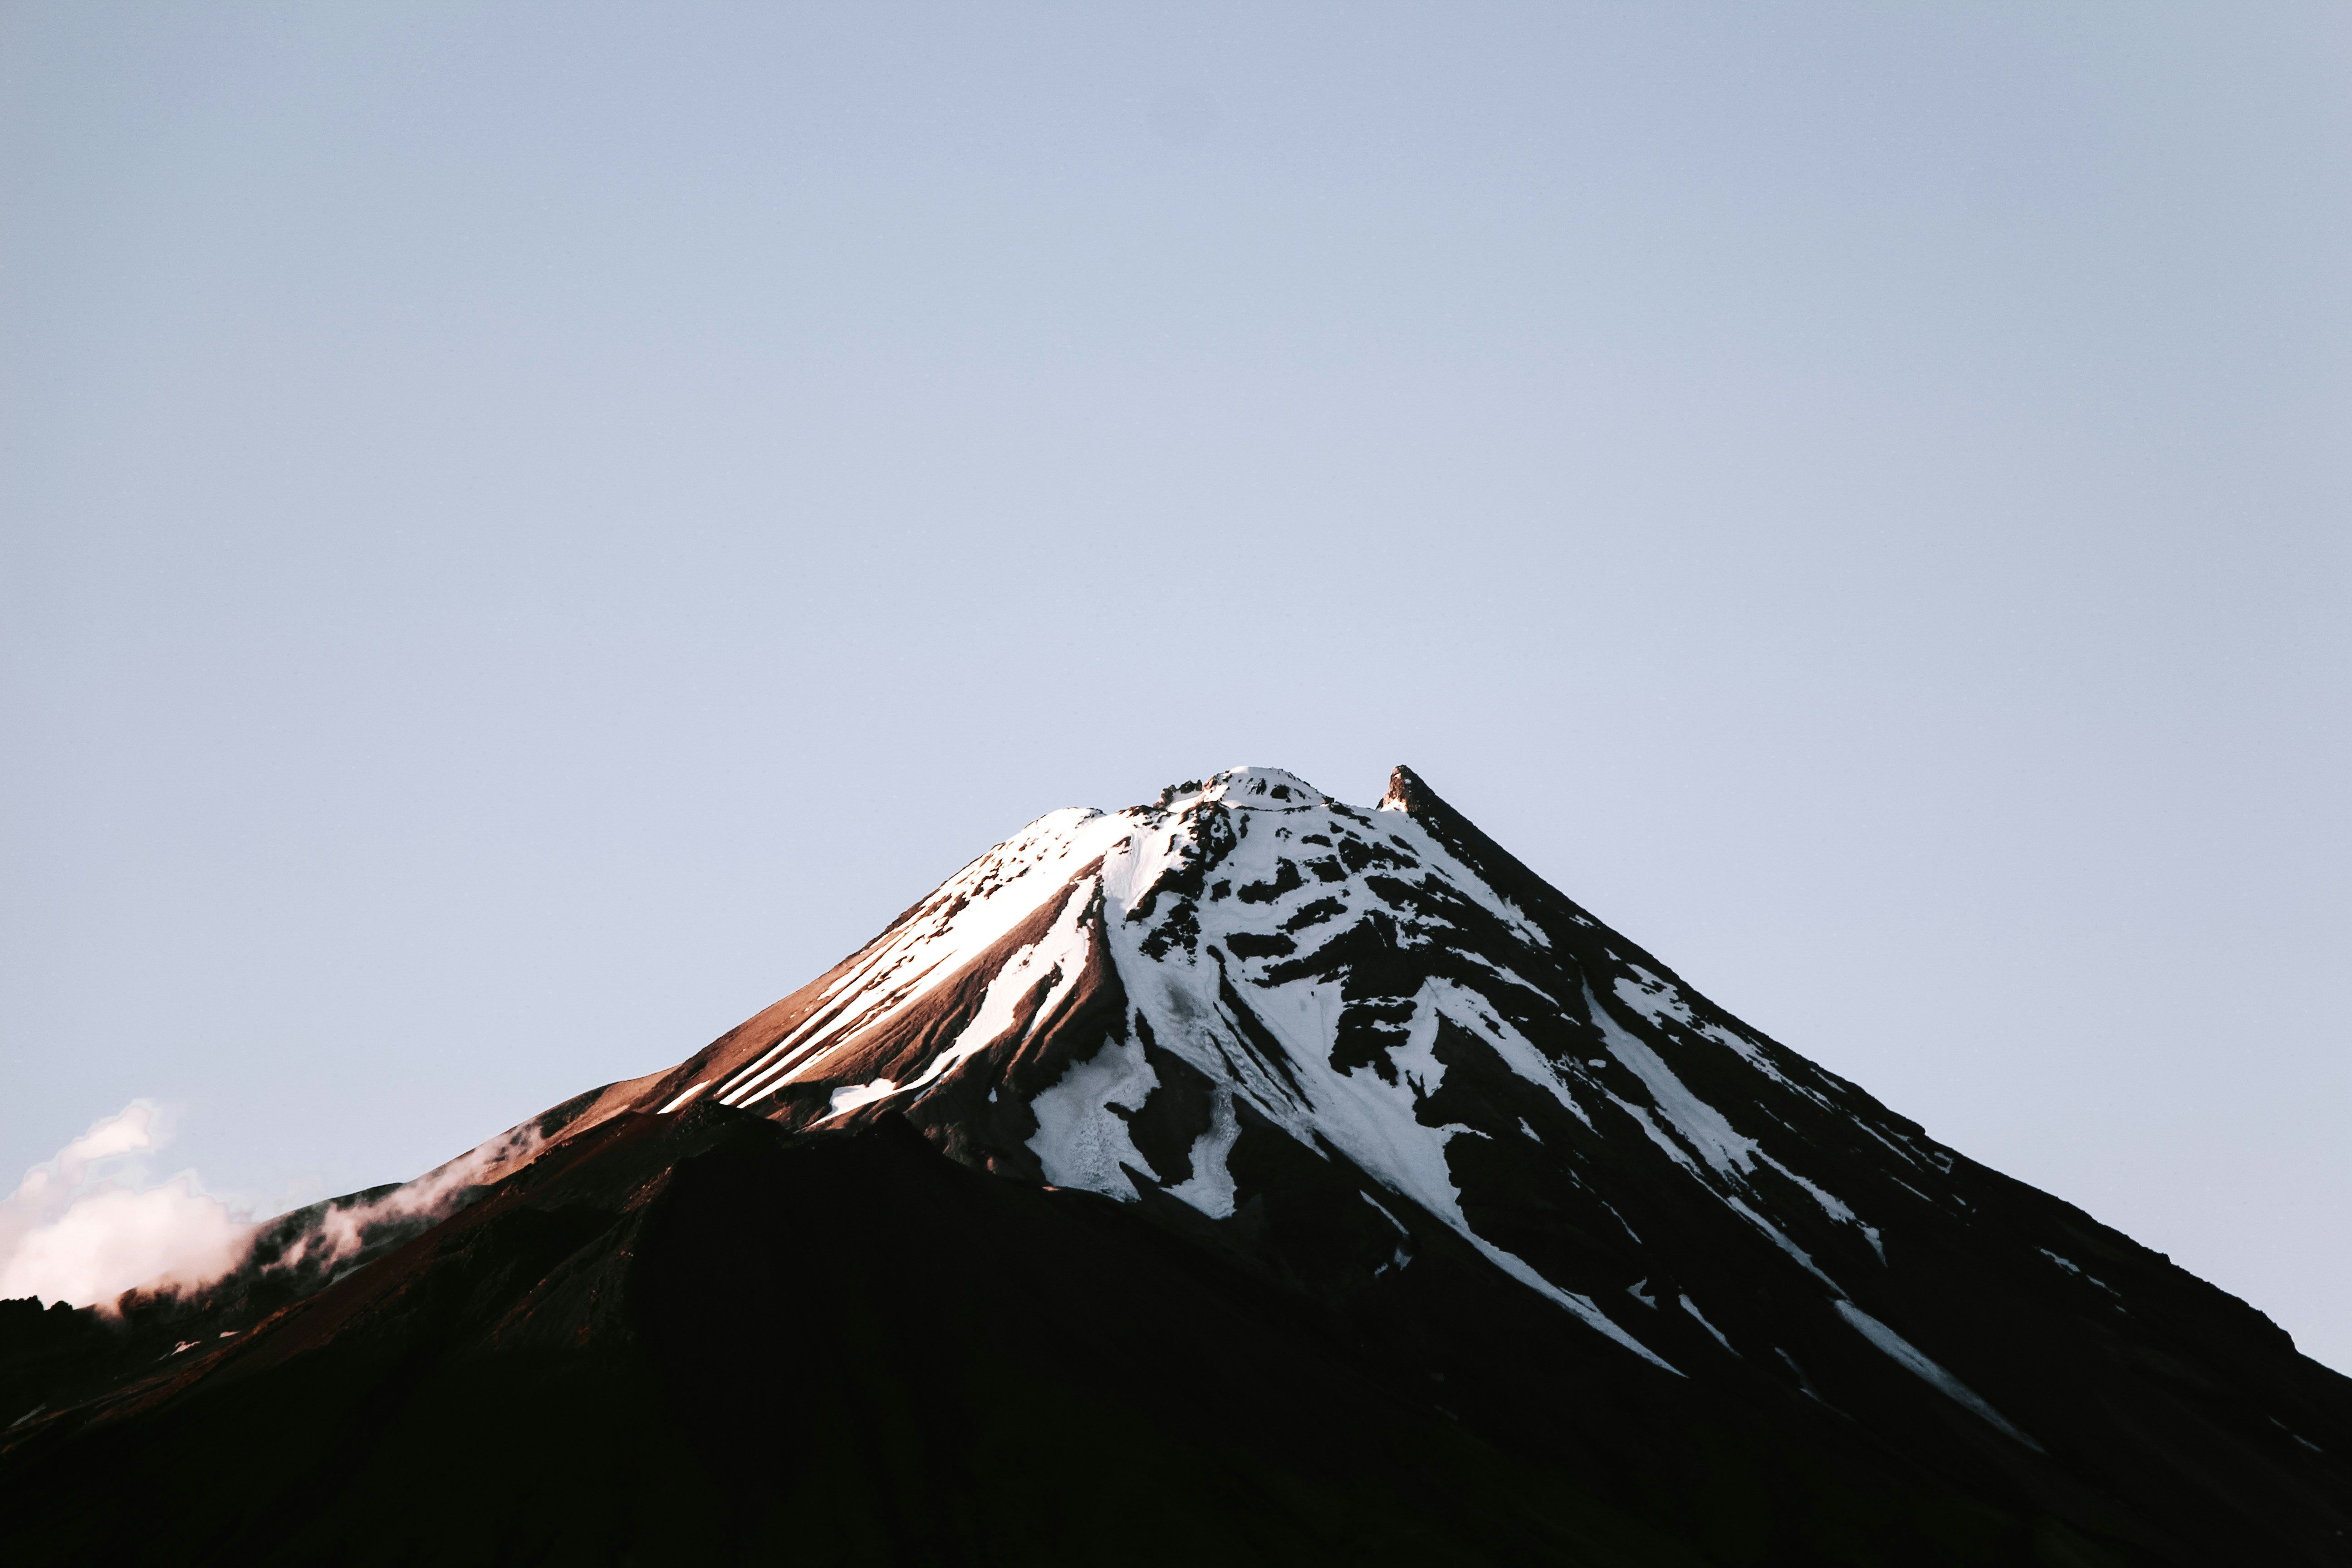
0 1105 2279 1568
5 1102 2348 1566
0 1108 1690 1565
5 764 2349 1565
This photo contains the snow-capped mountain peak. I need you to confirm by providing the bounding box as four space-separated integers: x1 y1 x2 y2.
16 764 2347 1566
568 765 2024 1402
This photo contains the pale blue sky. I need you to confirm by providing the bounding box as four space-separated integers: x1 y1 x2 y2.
3 4 2347 1359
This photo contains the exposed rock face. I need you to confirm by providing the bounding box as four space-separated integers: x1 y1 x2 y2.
5 765 2348 1565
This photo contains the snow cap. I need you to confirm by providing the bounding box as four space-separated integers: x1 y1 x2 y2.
1195 765 1327 809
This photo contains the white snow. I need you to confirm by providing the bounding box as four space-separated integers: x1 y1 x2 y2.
2271 1417 2325 1454
2041 1247 2119 1295
1588 987 1877 1269
1612 969 1783 1077
826 1080 898 1117
1163 1083 1242 1218
1680 1294 1736 1353
1026 1033 1157 1200
1592 1000 1764 1182
1190 765 1327 809
1435 982 1592 1126
1609 967 1936 1171
1372 813 1551 951
1833 1300 2040 1449
1776 1348 1829 1404
1093 857 1680 1372
1156 965 1677 1368
1361 1191 1412 1273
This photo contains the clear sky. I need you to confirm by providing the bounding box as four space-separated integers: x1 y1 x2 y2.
3 5 2346 1361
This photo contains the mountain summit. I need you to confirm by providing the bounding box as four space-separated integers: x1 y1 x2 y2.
5 766 2348 1565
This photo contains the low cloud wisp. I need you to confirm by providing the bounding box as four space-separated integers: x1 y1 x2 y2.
266 1122 545 1279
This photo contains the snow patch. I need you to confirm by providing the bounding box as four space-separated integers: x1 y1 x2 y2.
825 1080 898 1118
1027 1033 1158 1201
1164 1084 1242 1219
1833 1300 2040 1449
1680 1294 1735 1353
2041 1246 2119 1295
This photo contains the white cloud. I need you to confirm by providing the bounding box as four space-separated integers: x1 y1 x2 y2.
0 1103 550 1313
0 1102 257 1311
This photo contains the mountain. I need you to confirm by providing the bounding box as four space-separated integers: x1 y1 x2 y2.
4 764 2347 1566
